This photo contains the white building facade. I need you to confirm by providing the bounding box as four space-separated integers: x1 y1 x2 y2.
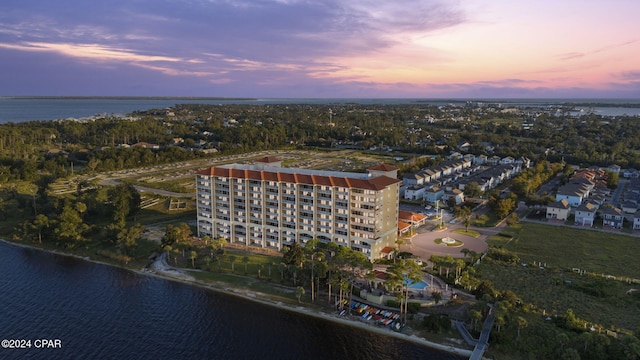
196 158 401 260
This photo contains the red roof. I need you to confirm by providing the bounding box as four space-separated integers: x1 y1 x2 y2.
196 166 401 190
373 269 388 280
398 210 426 223
398 220 411 231
368 163 399 171
380 246 395 254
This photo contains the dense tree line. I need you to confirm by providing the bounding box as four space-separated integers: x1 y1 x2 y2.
429 246 640 359
2 103 639 184
14 182 144 260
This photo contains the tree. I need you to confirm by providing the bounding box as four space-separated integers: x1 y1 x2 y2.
295 286 305 303
469 309 483 331
283 242 305 284
388 258 422 325
464 181 482 198
53 200 89 247
229 255 236 273
242 256 249 274
494 314 506 333
256 264 263 279
464 214 472 231
116 223 145 256
32 213 49 243
431 291 443 305
516 316 528 339
304 238 325 302
109 183 141 227
189 250 197 268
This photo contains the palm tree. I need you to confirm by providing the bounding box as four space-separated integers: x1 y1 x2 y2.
189 250 197 268
229 255 236 273
388 259 422 325
164 245 173 263
32 214 49 243
469 309 483 332
171 247 180 266
242 256 249 274
295 286 305 303
268 261 274 278
516 316 528 339
279 262 286 281
256 264 263 279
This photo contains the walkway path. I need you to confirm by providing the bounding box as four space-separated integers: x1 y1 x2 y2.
469 304 495 360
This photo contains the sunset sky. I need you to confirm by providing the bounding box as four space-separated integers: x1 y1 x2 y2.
1 0 639 98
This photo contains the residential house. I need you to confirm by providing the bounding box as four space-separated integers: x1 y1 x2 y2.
602 207 624 230
403 184 426 201
623 168 640 178
634 210 640 231
500 156 515 165
607 164 621 174
443 189 465 206
555 177 594 207
132 142 160 149
546 199 570 222
574 202 597 227
424 186 444 204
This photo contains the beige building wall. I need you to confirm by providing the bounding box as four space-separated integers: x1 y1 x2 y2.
196 160 400 260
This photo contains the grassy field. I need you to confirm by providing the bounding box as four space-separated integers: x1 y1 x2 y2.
502 222 640 277
478 222 640 331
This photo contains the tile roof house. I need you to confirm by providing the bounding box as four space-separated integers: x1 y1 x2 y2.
574 202 597 227
546 199 571 222
555 178 595 207
602 207 624 230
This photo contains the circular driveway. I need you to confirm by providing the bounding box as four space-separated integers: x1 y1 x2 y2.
399 223 493 262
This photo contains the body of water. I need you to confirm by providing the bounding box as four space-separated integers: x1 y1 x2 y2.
1 97 639 123
0 241 463 360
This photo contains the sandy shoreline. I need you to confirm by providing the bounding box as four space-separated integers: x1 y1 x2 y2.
1 238 472 358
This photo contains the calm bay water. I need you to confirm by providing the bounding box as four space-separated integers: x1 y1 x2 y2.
0 241 462 360
1 97 639 123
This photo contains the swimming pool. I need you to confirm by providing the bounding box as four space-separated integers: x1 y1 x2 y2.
406 278 429 290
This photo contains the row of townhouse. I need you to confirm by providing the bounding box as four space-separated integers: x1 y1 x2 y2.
546 199 626 229
448 153 532 168
547 168 622 228
404 161 524 205
601 207 640 232
195 157 402 261
554 167 610 208
620 178 640 214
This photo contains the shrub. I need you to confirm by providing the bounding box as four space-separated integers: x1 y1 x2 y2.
407 302 421 314
422 314 451 333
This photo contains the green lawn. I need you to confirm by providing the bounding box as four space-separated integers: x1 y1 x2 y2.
453 229 481 238
477 222 640 331
503 222 640 277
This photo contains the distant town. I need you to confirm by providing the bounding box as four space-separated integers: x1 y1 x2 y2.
1 100 639 360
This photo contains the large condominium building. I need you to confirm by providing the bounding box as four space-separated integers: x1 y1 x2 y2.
196 156 401 260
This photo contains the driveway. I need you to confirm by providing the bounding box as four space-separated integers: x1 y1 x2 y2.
400 222 494 262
